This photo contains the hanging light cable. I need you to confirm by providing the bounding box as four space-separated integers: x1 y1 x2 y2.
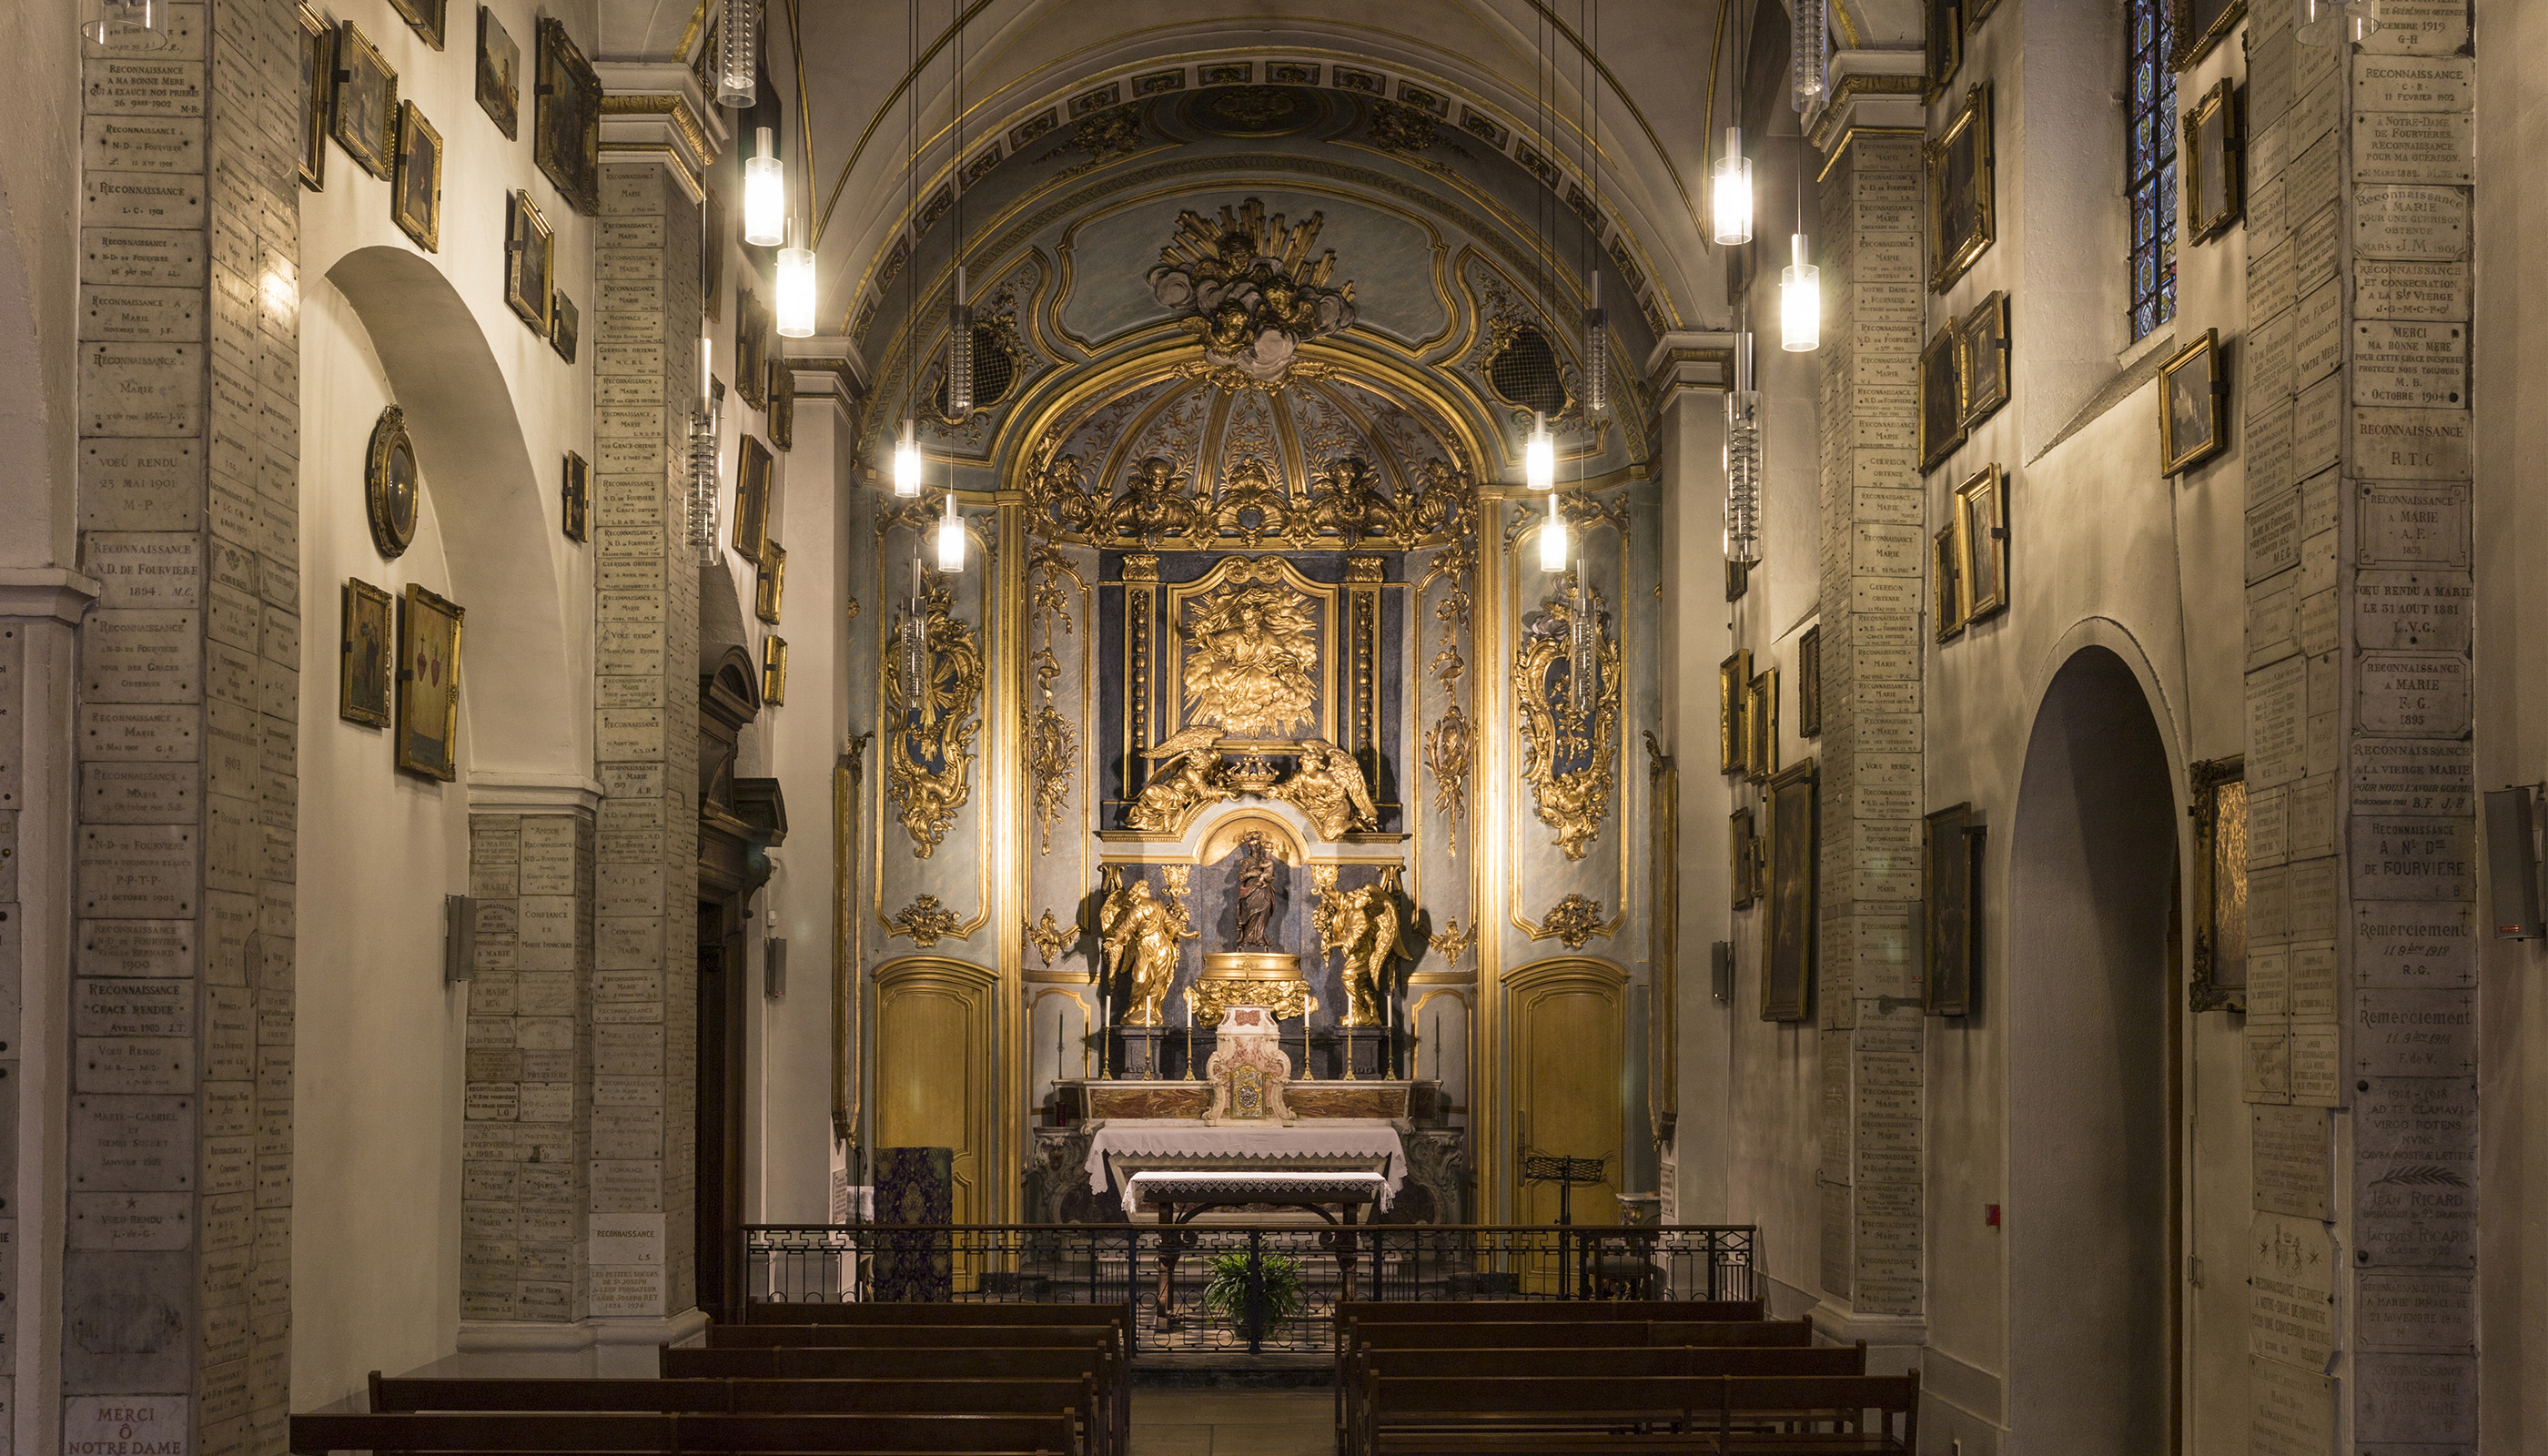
1724 333 1762 565
1781 143 1820 351
1581 2 1608 419
743 126 784 246
886 0 922 496
714 0 756 108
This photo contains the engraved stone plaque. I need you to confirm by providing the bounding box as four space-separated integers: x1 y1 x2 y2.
80 439 203 530
2356 1076 2475 1267
2291 375 2341 478
2359 0 2470 52
2251 1105 2330 1219
2249 1212 2336 1369
2354 898 2475 986
2355 653 2471 738
80 285 204 344
2356 1353 2477 1446
2354 259 2470 325
2246 656 2308 788
2353 110 2474 186
2353 320 2466 409
64 1391 194 1456
2357 1270 2475 1352
80 918 196 980
2355 986 2474 1076
2352 570 2472 652
86 532 202 610
82 763 198 824
2244 1025 2290 1101
76 979 193 1038
2358 56 2474 110
82 228 208 289
2353 407 2472 480
68 1190 195 1249
2289 284 2337 389
78 824 197 917
83 169 206 228
2288 1027 2341 1106
2249 1355 2335 1456
2354 186 2470 260
2359 483 2470 568
2349 814 2475 901
69 1094 195 1189
85 609 199 702
76 1036 195 1094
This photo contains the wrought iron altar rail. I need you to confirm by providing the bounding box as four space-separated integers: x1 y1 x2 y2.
742 1223 1757 1356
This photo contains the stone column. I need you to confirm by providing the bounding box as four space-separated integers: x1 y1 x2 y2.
64 0 303 1450
2239 6 2478 1448
1805 118 1927 1346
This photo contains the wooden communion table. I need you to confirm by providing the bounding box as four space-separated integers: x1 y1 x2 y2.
1125 1170 1389 1327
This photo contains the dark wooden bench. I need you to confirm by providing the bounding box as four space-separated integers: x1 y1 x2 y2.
672 1340 1124 1456
288 1410 1076 1455
368 1375 1095 1456
735 1304 1131 1346
1347 1348 1866 1456
1337 1299 1764 1325
707 1325 1116 1352
1331 1316 1804 1433
1360 1372 1920 1456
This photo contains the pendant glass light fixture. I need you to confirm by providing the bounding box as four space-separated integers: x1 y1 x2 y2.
715 0 758 107
893 418 923 497
1525 411 1557 491
935 490 965 571
1582 277 1610 418
83 0 170 48
2296 0 2376 44
1782 235 1821 351
743 126 784 246
1724 333 1763 565
774 217 816 337
1712 127 1754 246
688 335 722 558
1791 0 1825 109
945 267 974 420
1539 490 1569 571
897 558 930 707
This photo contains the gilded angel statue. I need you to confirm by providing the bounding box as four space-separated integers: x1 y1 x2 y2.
1099 878 1183 1026
1274 737 1378 840
1126 724 1235 833
1318 876 1404 1027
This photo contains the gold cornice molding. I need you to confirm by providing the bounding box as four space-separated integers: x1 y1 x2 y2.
602 93 716 164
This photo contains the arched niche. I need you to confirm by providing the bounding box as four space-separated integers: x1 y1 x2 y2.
323 245 579 778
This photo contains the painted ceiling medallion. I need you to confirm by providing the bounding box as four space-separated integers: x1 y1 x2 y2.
1148 198 1358 385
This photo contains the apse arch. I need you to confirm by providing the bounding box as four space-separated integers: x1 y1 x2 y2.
2004 644 2179 1456
324 246 581 779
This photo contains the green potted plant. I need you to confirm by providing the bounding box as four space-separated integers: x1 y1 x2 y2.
1200 1249 1304 1344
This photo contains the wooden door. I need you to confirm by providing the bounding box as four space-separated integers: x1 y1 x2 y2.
873 956 1000 1227
1509 957 1627 1227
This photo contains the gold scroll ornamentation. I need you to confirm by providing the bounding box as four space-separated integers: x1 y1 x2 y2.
1430 917 1477 966
1026 908 1077 968
887 894 965 946
1422 707 1473 853
1540 893 1608 950
883 573 984 857
1512 572 1623 860
1026 545 1079 854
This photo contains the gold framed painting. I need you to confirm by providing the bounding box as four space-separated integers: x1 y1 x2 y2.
1922 802 1984 1016
329 21 397 179
1919 324 1967 472
296 5 331 190
769 358 796 450
732 437 774 562
475 5 520 140
1934 521 1967 642
366 405 420 560
1717 648 1753 776
2184 76 2244 245
1744 669 1779 783
1730 807 1760 909
561 450 588 542
755 541 786 623
2189 755 2248 1011
762 635 789 705
735 287 771 410
1924 0 1962 96
1926 84 1995 293
505 190 552 335
1955 463 2008 622
2159 328 2229 475
396 584 465 780
339 578 393 727
1797 625 1822 739
1958 291 2010 429
550 290 578 363
392 101 442 252
2169 0 2247 69
388 0 446 48
1760 758 1818 1024
534 17 602 213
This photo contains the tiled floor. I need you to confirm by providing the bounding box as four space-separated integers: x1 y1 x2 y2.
1129 1390 1335 1456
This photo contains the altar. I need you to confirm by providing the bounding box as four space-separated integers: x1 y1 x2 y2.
1087 1119 1407 1215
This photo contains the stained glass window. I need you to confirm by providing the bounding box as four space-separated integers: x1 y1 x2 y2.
2128 0 2179 339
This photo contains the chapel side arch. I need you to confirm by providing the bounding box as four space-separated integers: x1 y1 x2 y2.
325 245 581 779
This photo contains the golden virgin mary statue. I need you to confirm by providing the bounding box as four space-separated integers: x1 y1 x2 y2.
1182 583 1319 739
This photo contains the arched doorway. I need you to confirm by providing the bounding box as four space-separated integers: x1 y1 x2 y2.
2005 646 2178 1453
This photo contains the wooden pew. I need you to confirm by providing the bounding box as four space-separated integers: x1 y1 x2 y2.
709 1325 1117 1352
1359 1372 1920 1456
672 1341 1124 1456
369 1374 1094 1456
735 1304 1132 1346
1347 1347 1865 1456
289 1410 1076 1455
1331 1315 1802 1431
1336 1299 1764 1325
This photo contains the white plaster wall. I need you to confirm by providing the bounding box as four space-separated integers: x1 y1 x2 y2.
0 0 84 568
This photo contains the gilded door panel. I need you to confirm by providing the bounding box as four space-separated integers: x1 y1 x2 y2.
874 957 999 1228
1508 957 1626 1227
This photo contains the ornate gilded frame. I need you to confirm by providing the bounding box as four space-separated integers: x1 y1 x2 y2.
2159 329 2228 475
1512 572 1622 861
1922 802 1984 1016
1743 669 1778 783
2189 754 2248 1011
1160 554 1340 751
2184 77 2244 246
1956 463 2007 622
1926 84 1995 293
395 583 464 781
1717 649 1752 775
1761 759 1818 1023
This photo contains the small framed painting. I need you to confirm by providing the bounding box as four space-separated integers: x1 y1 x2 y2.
1797 625 1822 738
703 187 726 321
505 190 553 335
2169 0 2247 69
389 0 446 46
339 578 393 727
769 358 796 450
561 450 588 542
1924 0 1962 96
2189 755 2248 1011
1922 802 1985 1016
1717 648 1752 776
1956 463 2008 622
476 5 520 139
392 102 442 251
2159 328 2229 475
330 21 398 179
735 287 770 410
1919 324 1967 472
1730 808 1760 909
550 290 579 362
1934 521 1967 642
1958 291 2010 429
397 584 466 781
534 17 602 214
296 6 331 190
755 541 786 623
1744 669 1779 784
762 636 789 705
1926 84 1995 292
732 437 774 562
2184 77 2244 245
1760 759 1818 1024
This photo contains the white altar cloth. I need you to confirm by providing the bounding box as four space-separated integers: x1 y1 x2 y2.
1083 1119 1406 1210
1126 1170 1390 1218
